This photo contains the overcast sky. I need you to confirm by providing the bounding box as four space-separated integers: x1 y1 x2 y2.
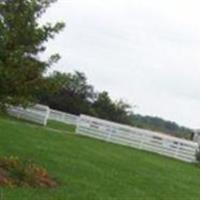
42 0 200 129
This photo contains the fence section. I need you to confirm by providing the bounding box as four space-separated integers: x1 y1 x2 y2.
7 104 50 126
76 115 198 163
49 109 79 126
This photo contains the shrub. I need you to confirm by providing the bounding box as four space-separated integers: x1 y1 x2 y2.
0 156 58 188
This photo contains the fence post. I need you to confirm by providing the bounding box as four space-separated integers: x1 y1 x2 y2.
106 129 113 142
139 133 145 149
61 112 65 122
173 142 180 159
44 107 50 126
75 115 81 134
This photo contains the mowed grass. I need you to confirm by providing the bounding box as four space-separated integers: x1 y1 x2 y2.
47 120 76 133
0 115 200 200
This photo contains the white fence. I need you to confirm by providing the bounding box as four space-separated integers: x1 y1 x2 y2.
7 104 50 126
7 104 79 126
76 115 199 163
7 104 199 163
49 109 79 126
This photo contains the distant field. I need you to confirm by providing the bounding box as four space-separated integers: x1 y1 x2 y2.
1 115 200 200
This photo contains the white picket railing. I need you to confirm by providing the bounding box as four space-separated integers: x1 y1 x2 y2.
76 115 199 163
7 104 50 126
49 109 79 126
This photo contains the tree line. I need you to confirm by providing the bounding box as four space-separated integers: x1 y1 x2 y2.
37 71 132 124
37 71 193 140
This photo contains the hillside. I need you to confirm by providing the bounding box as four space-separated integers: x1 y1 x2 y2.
0 115 200 200
131 114 193 139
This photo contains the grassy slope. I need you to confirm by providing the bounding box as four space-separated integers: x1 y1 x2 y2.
0 116 200 200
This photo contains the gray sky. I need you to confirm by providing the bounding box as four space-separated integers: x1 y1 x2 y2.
42 0 200 128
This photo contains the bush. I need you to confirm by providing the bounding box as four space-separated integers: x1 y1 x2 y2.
0 156 58 188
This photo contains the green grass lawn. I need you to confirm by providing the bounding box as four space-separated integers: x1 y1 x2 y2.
47 120 76 133
1 115 200 200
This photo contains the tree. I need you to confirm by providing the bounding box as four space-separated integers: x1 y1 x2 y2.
113 100 132 124
0 0 65 109
39 73 133 124
93 91 132 124
38 71 96 115
93 91 115 120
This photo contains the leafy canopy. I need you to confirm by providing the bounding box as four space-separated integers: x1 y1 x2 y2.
0 0 65 108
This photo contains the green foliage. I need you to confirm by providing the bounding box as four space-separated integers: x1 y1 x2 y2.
93 91 132 124
38 71 132 124
0 0 65 109
38 71 97 115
